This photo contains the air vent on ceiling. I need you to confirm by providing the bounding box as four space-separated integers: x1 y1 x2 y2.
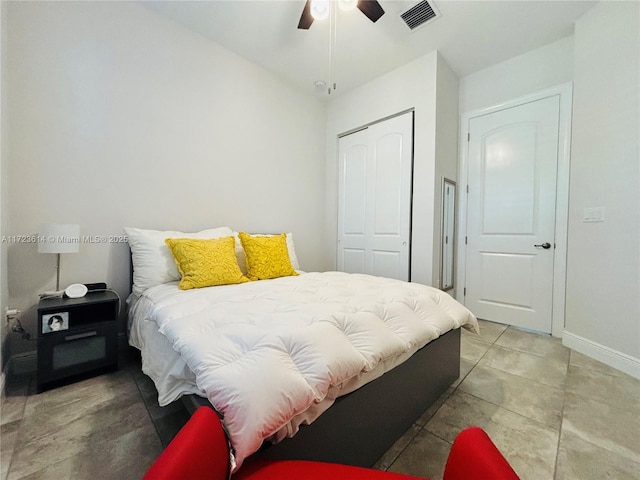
400 0 439 31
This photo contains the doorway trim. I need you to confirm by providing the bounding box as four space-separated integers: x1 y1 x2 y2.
456 83 573 338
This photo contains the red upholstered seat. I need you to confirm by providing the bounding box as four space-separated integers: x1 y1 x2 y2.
235 460 423 480
143 407 229 480
143 407 520 480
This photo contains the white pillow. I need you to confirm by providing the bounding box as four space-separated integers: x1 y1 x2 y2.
233 232 300 275
125 226 233 295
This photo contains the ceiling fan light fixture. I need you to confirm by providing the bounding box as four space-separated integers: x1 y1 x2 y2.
310 0 330 20
338 0 358 12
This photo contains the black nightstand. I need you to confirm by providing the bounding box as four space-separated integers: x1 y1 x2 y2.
37 291 119 392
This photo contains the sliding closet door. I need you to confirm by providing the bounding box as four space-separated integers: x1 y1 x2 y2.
337 112 413 281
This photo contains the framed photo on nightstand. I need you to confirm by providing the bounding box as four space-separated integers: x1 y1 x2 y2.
42 312 69 333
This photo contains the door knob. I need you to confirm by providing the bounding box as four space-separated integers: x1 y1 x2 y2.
534 242 552 249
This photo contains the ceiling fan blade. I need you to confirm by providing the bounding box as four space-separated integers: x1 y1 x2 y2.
358 0 385 23
298 0 314 29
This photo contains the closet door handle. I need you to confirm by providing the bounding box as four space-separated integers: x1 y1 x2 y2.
534 242 551 249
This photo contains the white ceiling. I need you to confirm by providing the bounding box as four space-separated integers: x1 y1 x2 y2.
140 0 597 98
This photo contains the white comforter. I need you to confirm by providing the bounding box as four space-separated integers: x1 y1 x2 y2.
138 271 478 469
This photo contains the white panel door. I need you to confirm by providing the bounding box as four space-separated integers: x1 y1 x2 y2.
465 96 559 333
337 112 413 281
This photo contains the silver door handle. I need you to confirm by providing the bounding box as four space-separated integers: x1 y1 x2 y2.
534 242 551 249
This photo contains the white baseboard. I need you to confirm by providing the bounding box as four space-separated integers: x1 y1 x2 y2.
563 331 640 380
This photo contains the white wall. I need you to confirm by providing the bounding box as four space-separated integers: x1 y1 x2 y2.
459 36 574 114
564 1 640 375
4 2 327 358
326 51 452 286
0 0 8 376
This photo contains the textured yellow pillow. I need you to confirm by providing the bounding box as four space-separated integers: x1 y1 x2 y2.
165 236 249 290
238 232 299 281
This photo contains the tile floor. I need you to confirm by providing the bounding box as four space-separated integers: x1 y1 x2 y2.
2 320 639 480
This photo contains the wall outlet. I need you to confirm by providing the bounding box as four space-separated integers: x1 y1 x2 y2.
5 307 20 322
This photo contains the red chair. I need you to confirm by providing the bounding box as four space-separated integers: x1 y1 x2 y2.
143 406 520 480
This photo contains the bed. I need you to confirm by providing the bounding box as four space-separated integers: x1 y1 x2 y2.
126 226 478 472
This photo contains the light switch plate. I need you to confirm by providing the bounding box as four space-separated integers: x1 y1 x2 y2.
583 206 605 222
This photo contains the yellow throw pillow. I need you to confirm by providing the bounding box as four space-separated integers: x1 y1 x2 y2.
165 236 249 290
238 232 299 281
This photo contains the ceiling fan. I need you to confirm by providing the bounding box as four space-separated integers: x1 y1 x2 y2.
297 0 385 29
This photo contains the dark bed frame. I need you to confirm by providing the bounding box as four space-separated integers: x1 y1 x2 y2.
129 249 461 467
182 327 461 468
